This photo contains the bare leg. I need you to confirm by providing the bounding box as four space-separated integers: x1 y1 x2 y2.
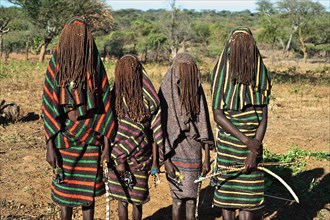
239 210 262 220
222 208 235 220
172 198 183 220
82 202 95 220
60 206 73 220
132 204 142 220
118 201 128 220
185 199 196 220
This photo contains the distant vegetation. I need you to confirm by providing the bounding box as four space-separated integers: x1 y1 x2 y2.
0 0 329 63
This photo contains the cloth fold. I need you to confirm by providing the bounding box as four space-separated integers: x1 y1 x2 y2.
110 68 164 171
108 60 164 204
159 53 214 156
41 17 115 207
42 49 115 146
159 53 214 199
211 27 272 111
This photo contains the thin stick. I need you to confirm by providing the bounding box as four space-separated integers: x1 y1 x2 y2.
195 172 202 219
194 168 244 183
102 160 110 220
194 162 294 183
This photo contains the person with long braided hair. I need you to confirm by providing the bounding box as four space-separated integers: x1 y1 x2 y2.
158 53 214 220
211 27 272 220
42 17 115 219
107 55 164 220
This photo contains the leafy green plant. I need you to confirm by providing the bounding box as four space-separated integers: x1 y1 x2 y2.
264 147 329 163
0 72 8 79
263 146 330 194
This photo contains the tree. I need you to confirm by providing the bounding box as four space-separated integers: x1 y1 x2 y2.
4 13 37 60
191 21 210 53
147 33 167 62
131 18 154 61
106 31 125 58
0 7 17 58
277 0 325 62
9 0 113 62
257 0 275 16
256 0 285 51
164 0 192 59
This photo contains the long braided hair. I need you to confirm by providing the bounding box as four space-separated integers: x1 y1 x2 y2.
175 56 200 121
114 55 149 122
229 30 258 86
56 17 97 92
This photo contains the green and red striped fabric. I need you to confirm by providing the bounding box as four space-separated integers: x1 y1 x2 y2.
42 50 115 145
41 18 115 207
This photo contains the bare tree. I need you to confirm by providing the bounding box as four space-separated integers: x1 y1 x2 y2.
164 0 192 59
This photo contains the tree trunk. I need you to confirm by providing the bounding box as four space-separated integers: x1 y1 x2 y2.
171 46 177 60
144 47 148 63
279 38 285 51
203 40 208 53
25 40 29 61
39 44 47 62
170 0 177 60
155 41 160 62
285 32 293 51
298 27 308 63
4 50 10 61
39 37 52 62
132 43 137 54
180 38 186 52
284 25 298 56
0 34 3 58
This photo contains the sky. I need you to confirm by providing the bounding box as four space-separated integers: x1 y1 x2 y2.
1 0 329 12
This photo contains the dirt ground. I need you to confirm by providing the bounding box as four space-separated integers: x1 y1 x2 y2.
0 53 329 219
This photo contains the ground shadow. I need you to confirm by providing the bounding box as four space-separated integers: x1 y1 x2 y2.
144 185 222 220
144 205 172 220
271 71 330 85
198 185 222 220
264 167 330 220
0 112 40 126
19 112 40 122
0 116 8 126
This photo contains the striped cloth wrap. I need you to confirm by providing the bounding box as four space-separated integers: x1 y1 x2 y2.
211 27 272 210
42 35 115 207
108 69 164 205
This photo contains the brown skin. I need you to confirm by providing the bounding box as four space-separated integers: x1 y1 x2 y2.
45 109 107 220
151 142 159 172
222 208 262 220
165 143 210 220
213 106 267 220
101 135 111 164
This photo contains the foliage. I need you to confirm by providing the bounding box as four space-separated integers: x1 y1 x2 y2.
263 146 329 203
277 0 327 61
2 9 37 55
1 0 329 62
8 0 113 61
263 147 329 174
